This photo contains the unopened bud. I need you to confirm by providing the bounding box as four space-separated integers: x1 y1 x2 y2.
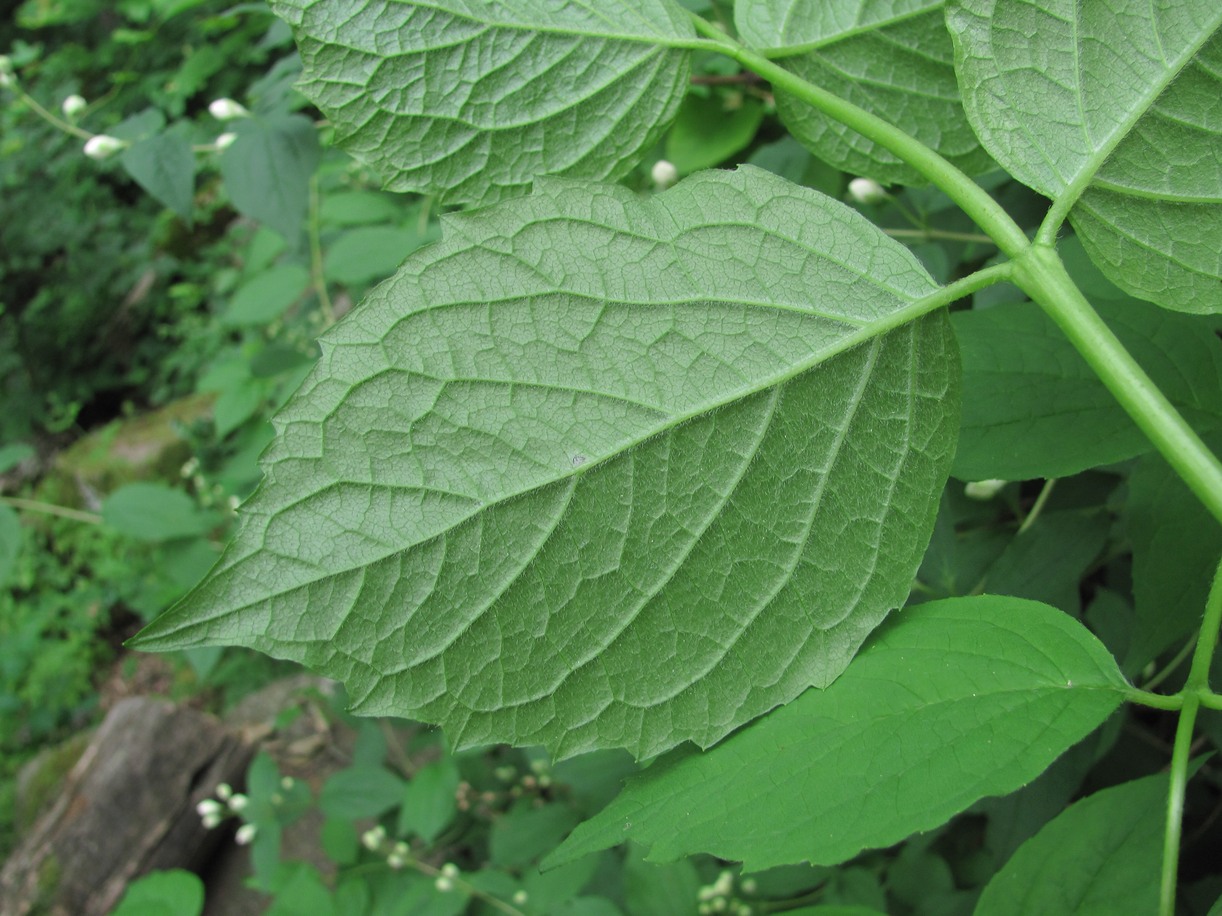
964 478 1008 500
651 159 678 190
227 793 249 813
848 177 887 205
215 783 233 800
361 825 387 851
209 98 249 120
83 134 124 160
234 823 258 845
512 890 528 905
196 799 223 819
434 876 454 893
215 131 237 151
61 94 86 118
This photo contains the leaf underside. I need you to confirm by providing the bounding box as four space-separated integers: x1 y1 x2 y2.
949 0 1222 313
736 0 992 184
551 596 1128 871
133 167 959 760
269 0 694 206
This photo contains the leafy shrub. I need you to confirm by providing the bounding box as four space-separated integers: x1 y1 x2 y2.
12 0 1222 912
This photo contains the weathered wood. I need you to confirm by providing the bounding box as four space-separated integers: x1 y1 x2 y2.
0 697 253 916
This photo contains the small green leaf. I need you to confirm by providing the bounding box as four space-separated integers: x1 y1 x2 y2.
111 869 205 916
551 596 1128 871
221 114 321 241
270 0 695 205
132 167 959 760
665 93 764 174
736 0 991 184
952 288 1222 480
979 510 1110 615
222 265 311 327
319 190 402 226
397 757 460 843
323 227 421 288
120 123 196 221
974 774 1165 916
319 766 407 819
624 845 700 916
101 483 213 542
0 443 35 474
948 1 1222 313
0 504 22 588
490 802 579 868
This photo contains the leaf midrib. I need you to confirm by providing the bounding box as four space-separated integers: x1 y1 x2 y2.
763 2 943 60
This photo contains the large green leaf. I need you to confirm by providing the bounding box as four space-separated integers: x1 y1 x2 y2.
269 0 695 206
132 166 959 759
220 114 321 241
974 775 1165 916
736 0 991 184
948 1 1222 313
550 596 1128 870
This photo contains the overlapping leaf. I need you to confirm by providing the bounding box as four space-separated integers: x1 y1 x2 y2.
948 0 1222 313
269 0 695 206
133 166 959 760
735 0 992 184
975 775 1165 916
550 596 1129 870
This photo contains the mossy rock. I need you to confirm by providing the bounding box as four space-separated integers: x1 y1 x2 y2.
34 393 214 510
14 732 91 836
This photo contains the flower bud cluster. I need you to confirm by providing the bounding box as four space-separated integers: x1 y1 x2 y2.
195 782 251 832
697 870 754 916
457 757 554 817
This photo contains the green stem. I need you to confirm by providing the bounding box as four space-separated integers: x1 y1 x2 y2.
307 175 336 326
688 17 1030 257
1159 558 1222 915
1016 478 1056 535
10 84 94 140
0 496 101 524
1143 638 1196 692
1013 247 1222 526
1125 688 1183 712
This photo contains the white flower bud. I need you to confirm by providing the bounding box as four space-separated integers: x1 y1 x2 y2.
280 776 295 790
202 812 223 829
651 159 678 190
215 783 233 800
234 823 258 845
83 134 124 160
0 72 13 89
512 890 528 905
61 94 86 118
848 177 888 205
196 799 223 818
361 825 387 851
209 98 249 120
227 793 248 813
440 863 459 878
215 132 238 152
0 55 12 73
740 878 757 895
387 851 408 869
964 478 1008 501
434 876 454 893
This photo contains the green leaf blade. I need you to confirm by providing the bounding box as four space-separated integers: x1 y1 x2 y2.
133 167 959 760
551 596 1129 870
974 775 1165 916
737 0 991 184
948 0 1222 313
269 0 695 206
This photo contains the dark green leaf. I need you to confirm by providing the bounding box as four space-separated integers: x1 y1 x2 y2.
665 93 764 174
111 869 205 916
980 510 1109 615
120 123 196 220
952 287 1222 481
221 114 321 241
222 265 311 327
397 757 460 843
0 504 21 588
490 802 579 868
101 483 213 542
133 167 958 760
323 227 420 288
624 845 700 916
551 596 1128 870
974 775 1165 916
1123 435 1222 670
270 0 695 205
319 766 407 819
